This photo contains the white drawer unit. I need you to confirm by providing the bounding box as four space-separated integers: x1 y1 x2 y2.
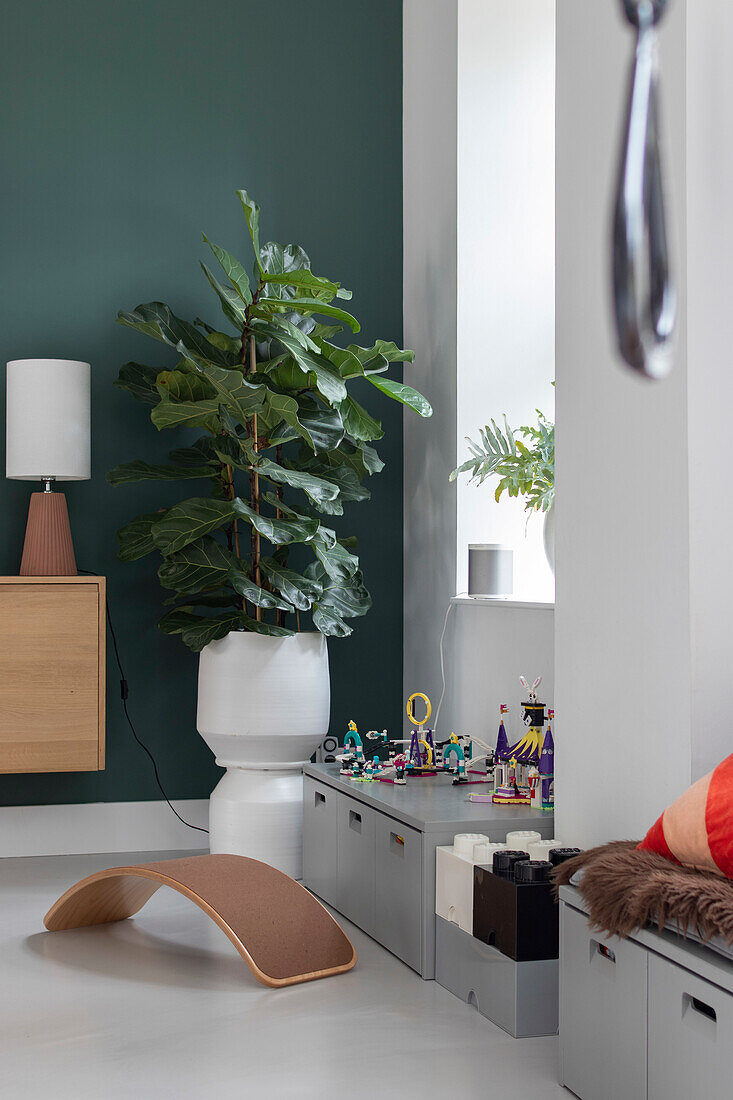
648 953 733 1099
559 885 733 1100
302 776 339 904
302 763 553 978
560 901 648 1100
336 795 376 936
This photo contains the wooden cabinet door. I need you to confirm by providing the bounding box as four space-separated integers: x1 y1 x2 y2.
0 579 105 772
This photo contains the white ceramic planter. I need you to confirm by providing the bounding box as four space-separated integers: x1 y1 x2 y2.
197 631 330 878
543 503 555 575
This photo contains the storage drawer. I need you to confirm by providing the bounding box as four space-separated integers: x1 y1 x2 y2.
302 777 339 904
559 901 648 1100
436 917 558 1037
648 952 733 1100
375 815 422 972
336 794 376 935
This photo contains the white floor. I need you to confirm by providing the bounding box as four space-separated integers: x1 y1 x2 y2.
1 850 567 1099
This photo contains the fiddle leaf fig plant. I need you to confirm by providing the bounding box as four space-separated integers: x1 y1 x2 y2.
108 190 432 652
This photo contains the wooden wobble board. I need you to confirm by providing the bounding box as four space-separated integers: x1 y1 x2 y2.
43 853 356 988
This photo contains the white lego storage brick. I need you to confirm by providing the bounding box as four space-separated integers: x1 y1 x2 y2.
435 833 491 935
505 830 542 852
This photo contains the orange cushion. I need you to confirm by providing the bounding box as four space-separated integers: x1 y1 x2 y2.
638 753 733 878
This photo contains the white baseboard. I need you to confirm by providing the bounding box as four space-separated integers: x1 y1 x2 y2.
0 798 210 858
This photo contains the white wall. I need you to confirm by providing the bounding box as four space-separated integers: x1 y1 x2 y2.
404 0 556 744
686 3 733 779
441 599 554 750
554 0 730 848
457 0 555 601
403 0 458 730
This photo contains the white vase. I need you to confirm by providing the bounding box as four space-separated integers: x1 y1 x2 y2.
543 503 555 575
197 631 330 879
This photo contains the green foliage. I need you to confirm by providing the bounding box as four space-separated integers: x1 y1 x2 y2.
109 191 432 651
451 411 554 514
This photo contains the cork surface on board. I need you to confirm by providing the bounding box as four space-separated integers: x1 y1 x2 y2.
43 854 356 988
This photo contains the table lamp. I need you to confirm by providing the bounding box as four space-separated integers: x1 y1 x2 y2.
6 359 91 575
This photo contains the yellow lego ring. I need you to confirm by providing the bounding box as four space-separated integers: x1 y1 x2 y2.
406 692 431 725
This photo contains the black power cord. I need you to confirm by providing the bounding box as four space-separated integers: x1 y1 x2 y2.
79 569 209 836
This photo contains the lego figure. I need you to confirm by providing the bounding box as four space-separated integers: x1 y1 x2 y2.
394 756 408 785
363 760 374 781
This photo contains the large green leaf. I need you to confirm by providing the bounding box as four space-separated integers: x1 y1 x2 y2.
259 557 323 611
259 241 310 299
234 500 319 546
107 460 216 486
311 530 360 581
151 498 236 556
317 569 371 618
118 302 232 367
261 389 322 451
158 537 234 592
156 369 215 403
229 566 294 613
255 297 360 334
117 512 164 561
114 362 161 404
255 323 347 404
151 397 221 432
174 342 266 423
367 375 433 417
237 190 263 273
336 394 384 442
302 459 370 503
179 613 244 652
312 606 352 638
254 456 340 511
200 262 248 330
260 269 351 301
203 236 252 304
296 401 346 452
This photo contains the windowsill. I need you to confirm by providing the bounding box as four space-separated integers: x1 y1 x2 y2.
451 594 555 610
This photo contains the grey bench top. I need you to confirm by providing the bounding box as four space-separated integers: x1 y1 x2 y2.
560 883 733 995
304 762 554 836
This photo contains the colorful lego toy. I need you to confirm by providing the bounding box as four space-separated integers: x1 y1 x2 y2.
406 692 438 775
492 682 555 806
442 736 468 783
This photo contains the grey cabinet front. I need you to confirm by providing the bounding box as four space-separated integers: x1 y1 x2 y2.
302 776 339 904
374 815 422 972
336 794 376 935
560 902 648 1100
648 953 733 1100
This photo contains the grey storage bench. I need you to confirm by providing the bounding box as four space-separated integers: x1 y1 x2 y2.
559 883 733 1100
302 762 554 979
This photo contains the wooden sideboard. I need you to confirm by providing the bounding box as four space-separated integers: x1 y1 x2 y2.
0 576 105 773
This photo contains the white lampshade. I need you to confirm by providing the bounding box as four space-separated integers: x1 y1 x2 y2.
6 359 91 481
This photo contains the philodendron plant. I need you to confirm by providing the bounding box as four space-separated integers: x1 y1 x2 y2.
108 191 432 652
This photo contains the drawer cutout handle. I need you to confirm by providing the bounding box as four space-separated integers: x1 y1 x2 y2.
390 831 405 854
315 791 326 807
590 939 616 964
683 993 717 1025
349 809 362 833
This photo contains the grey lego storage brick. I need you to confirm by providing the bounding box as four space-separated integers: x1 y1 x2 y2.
435 916 558 1037
559 901 648 1100
374 815 423 973
647 952 733 1100
302 776 339 905
336 793 376 936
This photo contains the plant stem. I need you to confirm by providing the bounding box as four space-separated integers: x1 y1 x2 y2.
275 443 284 629
248 334 262 621
226 463 250 618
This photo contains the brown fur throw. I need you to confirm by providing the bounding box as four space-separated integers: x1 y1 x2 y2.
552 840 733 945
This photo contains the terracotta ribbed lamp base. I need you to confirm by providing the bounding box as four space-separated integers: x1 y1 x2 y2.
19 491 77 576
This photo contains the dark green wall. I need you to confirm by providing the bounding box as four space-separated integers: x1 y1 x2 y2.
0 0 403 806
